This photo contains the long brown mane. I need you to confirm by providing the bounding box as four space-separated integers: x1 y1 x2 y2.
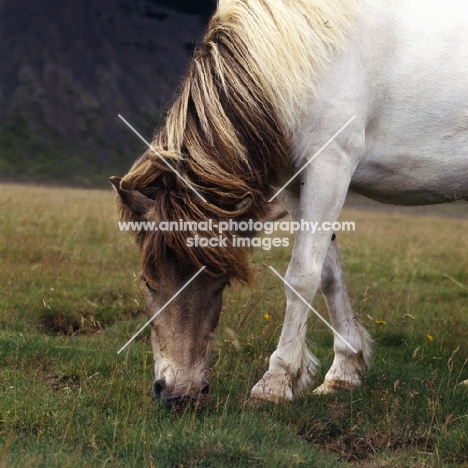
117 0 361 282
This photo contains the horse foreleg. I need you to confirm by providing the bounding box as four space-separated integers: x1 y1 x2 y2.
313 235 373 394
250 229 328 402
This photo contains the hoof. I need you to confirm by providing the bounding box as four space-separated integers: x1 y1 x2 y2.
313 380 358 395
250 371 293 403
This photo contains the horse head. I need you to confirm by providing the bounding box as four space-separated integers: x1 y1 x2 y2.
110 176 251 407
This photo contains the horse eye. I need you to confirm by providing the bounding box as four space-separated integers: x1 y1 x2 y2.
144 281 157 293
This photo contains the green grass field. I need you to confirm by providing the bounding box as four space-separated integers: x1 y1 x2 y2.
1 184 467 467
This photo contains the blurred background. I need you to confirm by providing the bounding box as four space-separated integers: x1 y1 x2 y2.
0 0 217 187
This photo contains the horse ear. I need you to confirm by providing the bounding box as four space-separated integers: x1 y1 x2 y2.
109 176 152 217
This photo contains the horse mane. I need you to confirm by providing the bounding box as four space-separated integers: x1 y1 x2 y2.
118 0 361 283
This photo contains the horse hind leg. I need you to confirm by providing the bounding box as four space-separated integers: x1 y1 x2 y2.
313 235 373 394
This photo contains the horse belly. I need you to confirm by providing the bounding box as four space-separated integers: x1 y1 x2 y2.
350 0 468 206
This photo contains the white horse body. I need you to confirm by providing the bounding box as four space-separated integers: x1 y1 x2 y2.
298 0 468 205
354 0 468 204
115 0 467 405
251 0 468 400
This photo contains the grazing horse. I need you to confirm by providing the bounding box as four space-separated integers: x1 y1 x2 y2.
111 0 468 406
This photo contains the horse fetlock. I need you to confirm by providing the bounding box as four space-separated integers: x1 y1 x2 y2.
293 344 320 396
250 346 319 402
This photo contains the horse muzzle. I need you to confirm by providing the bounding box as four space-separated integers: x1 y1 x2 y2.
153 378 211 409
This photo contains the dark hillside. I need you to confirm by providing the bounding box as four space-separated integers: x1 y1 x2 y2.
0 0 217 186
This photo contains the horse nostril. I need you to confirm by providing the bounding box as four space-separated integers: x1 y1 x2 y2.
153 378 166 399
201 381 210 395
153 379 211 408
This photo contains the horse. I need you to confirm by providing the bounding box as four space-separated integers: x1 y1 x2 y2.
111 0 468 406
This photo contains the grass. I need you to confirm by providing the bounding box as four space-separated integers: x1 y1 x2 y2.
0 183 467 467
